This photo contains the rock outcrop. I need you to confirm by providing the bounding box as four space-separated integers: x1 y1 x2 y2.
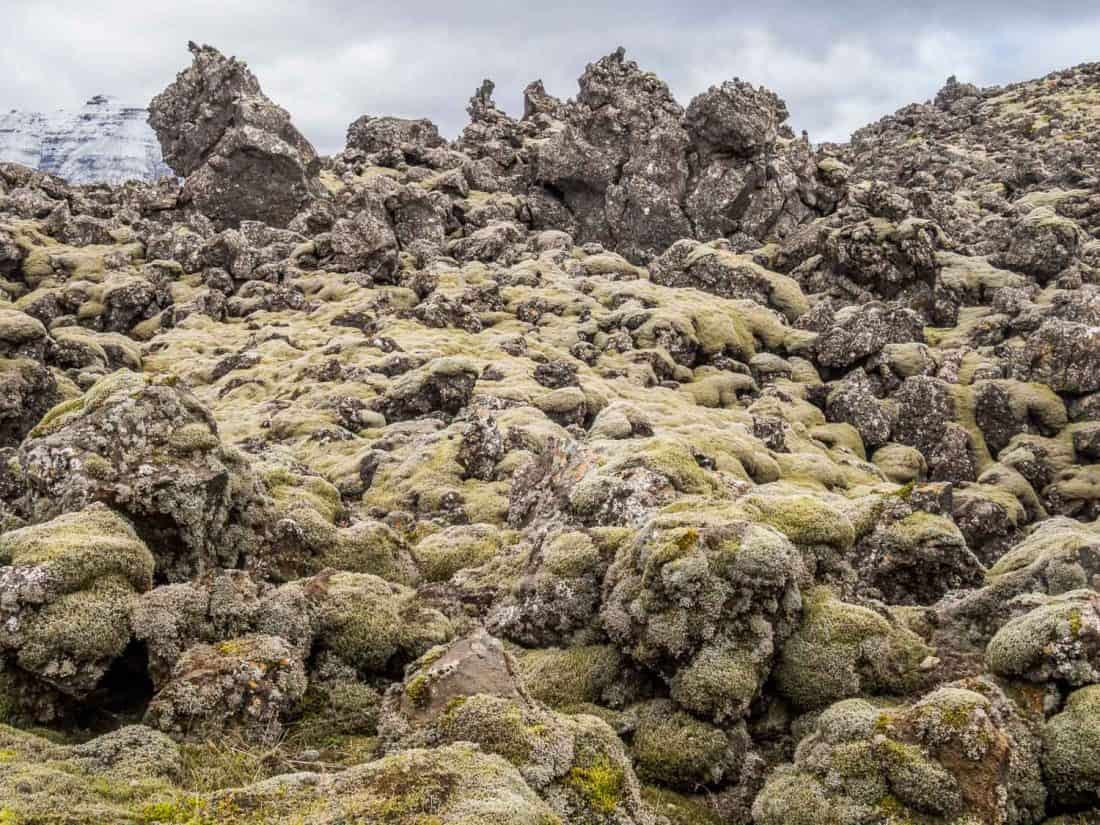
148 42 322 229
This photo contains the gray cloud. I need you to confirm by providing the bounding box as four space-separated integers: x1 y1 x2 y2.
4 1 1100 154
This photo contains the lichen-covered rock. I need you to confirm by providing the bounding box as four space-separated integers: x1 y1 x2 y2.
601 506 806 722
129 569 262 686
328 201 398 280
1000 207 1080 281
0 356 59 448
372 356 479 423
986 589 1100 685
394 629 525 722
148 42 322 229
892 375 978 482
754 678 1046 825
16 370 270 581
825 368 892 449
533 48 692 263
856 511 985 605
345 114 446 163
683 80 785 159
648 242 808 319
1042 684 1100 809
0 503 152 697
815 302 924 370
488 529 610 646
382 631 657 825
143 633 306 742
1019 319 1100 395
0 307 49 360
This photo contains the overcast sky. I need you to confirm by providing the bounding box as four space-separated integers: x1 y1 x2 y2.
5 1 1100 154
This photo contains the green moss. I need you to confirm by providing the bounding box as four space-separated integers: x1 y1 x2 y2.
265 468 343 524
0 505 154 594
737 492 855 549
566 755 625 815
322 520 418 586
18 576 136 676
28 396 84 438
642 526 700 583
82 453 114 480
890 481 916 501
412 524 509 583
404 674 431 709
608 439 719 496
514 645 621 709
876 794 910 821
312 572 452 673
752 768 837 825
877 737 962 817
167 422 220 454
1042 684 1100 806
540 531 601 578
670 643 760 721
139 798 212 824
214 639 247 656
775 587 932 711
437 695 534 765
1069 609 1083 638
630 700 730 787
883 511 965 551
641 787 723 825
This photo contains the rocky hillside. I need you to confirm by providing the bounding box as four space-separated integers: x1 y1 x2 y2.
0 95 172 185
1 40 1100 824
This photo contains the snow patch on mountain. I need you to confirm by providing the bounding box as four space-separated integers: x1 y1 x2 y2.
0 95 173 184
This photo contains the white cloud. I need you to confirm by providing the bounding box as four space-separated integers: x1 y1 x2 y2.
3 1 1100 153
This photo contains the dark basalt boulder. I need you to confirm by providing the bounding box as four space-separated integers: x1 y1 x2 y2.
148 42 322 229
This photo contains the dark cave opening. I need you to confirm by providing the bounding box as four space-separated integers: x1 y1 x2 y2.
76 641 156 732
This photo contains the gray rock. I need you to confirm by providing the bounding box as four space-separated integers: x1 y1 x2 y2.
148 42 321 229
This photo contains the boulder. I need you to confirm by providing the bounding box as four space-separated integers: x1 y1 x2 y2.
148 42 322 229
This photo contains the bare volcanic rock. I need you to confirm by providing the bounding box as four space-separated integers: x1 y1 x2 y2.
524 49 836 263
148 42 321 229
531 48 693 263
346 115 445 164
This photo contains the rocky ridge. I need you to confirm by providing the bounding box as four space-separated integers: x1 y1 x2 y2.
1 42 1100 824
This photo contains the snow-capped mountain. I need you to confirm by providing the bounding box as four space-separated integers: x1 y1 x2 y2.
0 95 172 185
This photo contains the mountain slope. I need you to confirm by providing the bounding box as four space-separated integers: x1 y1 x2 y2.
0 95 172 184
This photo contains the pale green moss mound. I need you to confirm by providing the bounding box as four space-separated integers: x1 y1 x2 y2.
0 503 154 594
1043 685 1100 808
986 589 1100 684
775 587 932 710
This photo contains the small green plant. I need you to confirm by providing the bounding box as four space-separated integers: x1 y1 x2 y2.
567 757 624 814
